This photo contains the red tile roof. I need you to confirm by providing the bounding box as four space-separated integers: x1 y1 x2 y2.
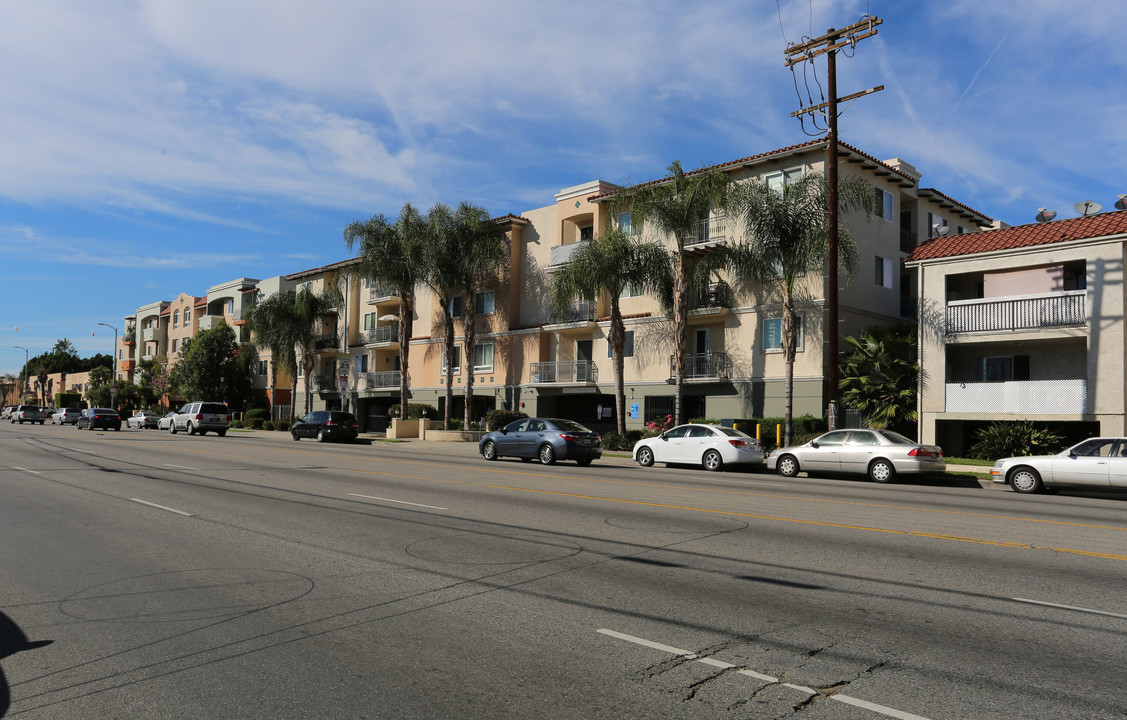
906 210 1127 263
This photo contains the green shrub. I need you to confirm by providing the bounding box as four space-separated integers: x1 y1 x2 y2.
250 418 265 430
244 408 270 422
688 417 724 426
485 409 528 430
968 421 1064 461
230 420 244 429
263 420 276 431
600 432 627 451
389 403 439 420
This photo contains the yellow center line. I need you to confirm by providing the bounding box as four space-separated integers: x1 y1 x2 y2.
479 484 1127 562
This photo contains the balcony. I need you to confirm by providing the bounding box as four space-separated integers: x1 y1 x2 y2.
945 379 1087 414
367 284 399 303
142 328 157 342
684 215 731 249
363 371 401 390
120 359 136 372
197 315 219 332
545 300 597 332
688 281 734 315
671 352 732 380
530 361 598 384
547 241 589 270
310 374 340 393
946 291 1086 335
360 324 398 346
900 227 918 253
312 333 338 351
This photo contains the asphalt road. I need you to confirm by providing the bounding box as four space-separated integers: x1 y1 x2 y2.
2 422 1126 719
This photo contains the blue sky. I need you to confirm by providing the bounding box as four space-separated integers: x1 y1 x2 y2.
2 0 1124 375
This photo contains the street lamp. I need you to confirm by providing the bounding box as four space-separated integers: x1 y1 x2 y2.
96 322 118 410
12 345 28 403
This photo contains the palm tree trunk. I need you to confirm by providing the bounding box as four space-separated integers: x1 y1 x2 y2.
398 294 411 420
672 252 687 426
443 314 455 430
463 291 476 430
303 352 314 415
782 295 796 446
610 298 626 435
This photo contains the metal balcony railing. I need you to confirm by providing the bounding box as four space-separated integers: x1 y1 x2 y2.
364 371 401 390
360 324 398 344
312 333 338 350
530 361 598 384
310 374 339 392
549 241 589 267
367 284 399 302
900 228 918 253
684 216 730 246
689 281 734 311
945 379 1087 414
548 300 597 325
946 291 1086 334
671 352 732 380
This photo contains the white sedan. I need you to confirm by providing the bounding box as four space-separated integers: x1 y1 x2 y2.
767 429 945 483
52 408 82 425
157 411 177 431
990 437 1127 493
633 423 765 471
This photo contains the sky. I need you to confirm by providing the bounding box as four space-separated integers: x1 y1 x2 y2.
2 0 1124 375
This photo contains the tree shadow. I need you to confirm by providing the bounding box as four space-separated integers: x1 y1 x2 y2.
0 611 53 717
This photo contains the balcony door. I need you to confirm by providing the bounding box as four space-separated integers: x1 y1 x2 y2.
576 340 593 382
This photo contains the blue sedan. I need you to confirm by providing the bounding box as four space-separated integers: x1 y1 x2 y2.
479 417 602 466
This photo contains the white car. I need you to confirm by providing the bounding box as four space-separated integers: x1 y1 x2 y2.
767 429 945 483
52 408 83 425
990 437 1127 493
633 423 765 472
157 411 176 431
127 411 161 429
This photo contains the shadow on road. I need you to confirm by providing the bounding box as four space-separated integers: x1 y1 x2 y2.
0 611 52 717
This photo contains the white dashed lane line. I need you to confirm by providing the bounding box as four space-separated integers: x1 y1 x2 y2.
1013 598 1127 620
348 493 447 510
13 467 41 475
130 498 193 516
163 463 200 471
598 629 932 720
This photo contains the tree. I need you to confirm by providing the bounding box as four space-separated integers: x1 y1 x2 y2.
549 226 670 434
343 203 427 420
425 202 509 430
613 160 730 425
169 324 251 404
137 355 170 410
728 170 873 445
838 322 920 435
52 338 78 357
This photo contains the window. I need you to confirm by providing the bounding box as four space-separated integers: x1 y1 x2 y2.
617 212 632 234
928 212 948 237
172 310 180 329
607 330 635 358
171 339 179 353
473 342 494 372
619 282 643 298
184 308 191 324
354 354 368 373
298 282 312 294
257 360 268 376
448 295 463 319
875 256 894 288
225 299 234 314
579 225 594 242
815 430 849 446
118 349 123 360
874 188 893 220
982 355 1029 382
363 312 376 331
442 345 462 374
763 315 804 352
765 167 803 194
475 290 495 315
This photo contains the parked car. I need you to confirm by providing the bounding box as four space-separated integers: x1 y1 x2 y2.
479 417 602 465
77 408 122 431
1 406 14 420
51 408 83 425
157 411 176 431
633 423 765 472
767 429 946 483
11 405 46 424
127 411 161 429
169 401 230 436
290 411 359 442
990 437 1127 493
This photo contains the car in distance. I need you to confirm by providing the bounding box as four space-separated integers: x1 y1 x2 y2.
479 417 602 465
767 429 945 483
291 411 359 442
52 408 83 425
127 411 161 429
11 405 46 424
990 437 1127 493
633 423 765 472
0 406 14 420
170 401 230 436
77 408 122 431
157 411 176 431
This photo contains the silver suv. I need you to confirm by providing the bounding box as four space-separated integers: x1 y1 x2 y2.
12 405 46 424
170 401 231 436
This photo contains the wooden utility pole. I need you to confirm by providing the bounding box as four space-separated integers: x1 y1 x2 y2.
784 16 882 430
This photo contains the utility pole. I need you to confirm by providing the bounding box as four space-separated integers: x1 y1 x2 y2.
785 16 882 430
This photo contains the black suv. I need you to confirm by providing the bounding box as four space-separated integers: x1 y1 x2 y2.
290 411 359 443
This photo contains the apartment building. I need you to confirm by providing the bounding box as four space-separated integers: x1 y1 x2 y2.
906 210 1127 456
302 140 992 432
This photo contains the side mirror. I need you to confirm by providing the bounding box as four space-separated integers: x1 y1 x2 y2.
500 427 508 435
811 441 820 448
660 432 668 440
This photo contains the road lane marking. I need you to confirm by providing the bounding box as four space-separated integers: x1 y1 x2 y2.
13 467 41 475
130 498 193 516
163 463 200 471
598 629 932 720
1013 598 1127 620
348 493 447 510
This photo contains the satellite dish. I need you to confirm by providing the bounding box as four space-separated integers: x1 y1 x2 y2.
1115 195 1127 211
1035 208 1056 223
1074 200 1102 216
931 224 949 237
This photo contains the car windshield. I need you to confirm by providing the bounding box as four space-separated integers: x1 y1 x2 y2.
716 427 751 438
876 430 916 444
550 419 592 432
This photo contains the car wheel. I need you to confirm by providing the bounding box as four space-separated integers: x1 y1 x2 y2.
170 422 177 434
776 454 800 477
216 430 226 437
186 421 195 436
482 440 498 461
316 429 326 443
636 446 655 467
292 432 300 441
703 449 724 472
1010 466 1044 494
576 458 593 466
538 444 556 465
869 459 896 483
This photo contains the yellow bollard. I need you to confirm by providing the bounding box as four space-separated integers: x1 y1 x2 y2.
776 424 782 447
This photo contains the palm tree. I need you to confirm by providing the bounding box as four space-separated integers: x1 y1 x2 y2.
728 170 873 446
612 160 730 425
425 202 509 430
549 226 670 435
343 203 428 420
839 322 919 435
293 287 341 415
